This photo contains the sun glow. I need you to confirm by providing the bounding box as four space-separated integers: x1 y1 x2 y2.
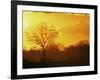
23 11 89 50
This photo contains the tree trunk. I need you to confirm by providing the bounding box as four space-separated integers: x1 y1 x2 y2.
41 47 46 63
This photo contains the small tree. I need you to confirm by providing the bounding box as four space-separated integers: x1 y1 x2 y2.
25 23 58 62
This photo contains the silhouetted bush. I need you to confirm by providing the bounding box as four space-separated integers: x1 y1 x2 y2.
23 41 89 68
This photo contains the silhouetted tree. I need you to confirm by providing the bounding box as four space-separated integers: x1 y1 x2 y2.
25 23 58 62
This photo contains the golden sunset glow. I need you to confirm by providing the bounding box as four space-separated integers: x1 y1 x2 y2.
23 11 90 50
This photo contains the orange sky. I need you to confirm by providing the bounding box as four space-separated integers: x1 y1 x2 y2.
23 11 90 50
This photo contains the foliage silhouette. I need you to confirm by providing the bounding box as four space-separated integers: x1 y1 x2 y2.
23 40 89 68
